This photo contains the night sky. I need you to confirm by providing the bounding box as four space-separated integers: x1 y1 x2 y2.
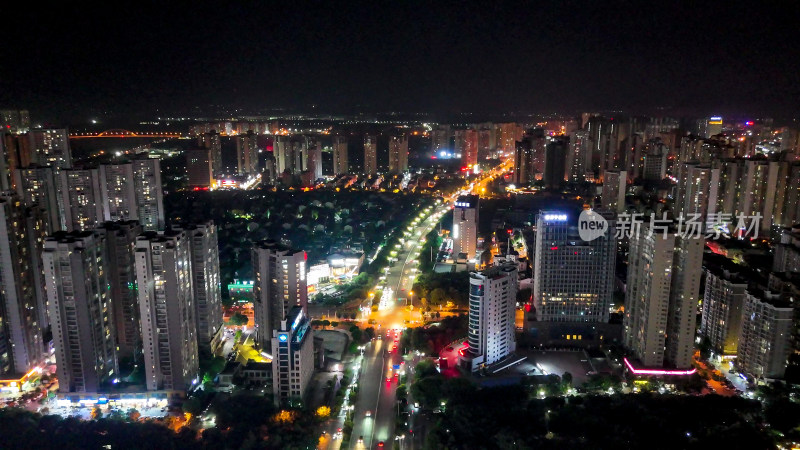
3 1 800 123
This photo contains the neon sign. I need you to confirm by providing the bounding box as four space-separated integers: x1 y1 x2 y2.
623 357 697 376
543 214 567 221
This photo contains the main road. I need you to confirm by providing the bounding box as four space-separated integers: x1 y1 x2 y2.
322 159 513 449
347 203 450 449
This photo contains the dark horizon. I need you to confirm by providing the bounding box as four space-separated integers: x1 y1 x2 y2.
2 2 800 124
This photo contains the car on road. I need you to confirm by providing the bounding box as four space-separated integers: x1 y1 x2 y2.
365 410 372 417
358 436 364 444
378 442 385 447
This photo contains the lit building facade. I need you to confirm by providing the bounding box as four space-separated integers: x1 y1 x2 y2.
252 240 307 348
463 261 518 372
388 135 409 173
43 231 118 393
132 157 164 231
333 135 348 175
453 195 479 260
173 221 223 350
0 195 44 377
95 220 142 361
135 230 199 392
363 135 377 175
737 289 793 379
271 307 313 406
533 210 616 323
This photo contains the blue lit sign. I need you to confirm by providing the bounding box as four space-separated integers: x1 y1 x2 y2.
543 214 567 221
278 333 288 342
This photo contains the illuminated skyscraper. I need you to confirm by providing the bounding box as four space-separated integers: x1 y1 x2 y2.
333 135 348 175
388 134 409 173
567 129 590 182
305 139 322 180
56 168 104 231
173 221 223 350
95 220 142 361
0 194 44 377
624 226 703 368
453 195 479 260
705 116 723 138
462 260 518 372
43 231 118 393
271 307 313 406
13 166 60 232
132 156 164 231
28 129 71 169
99 163 137 222
675 163 718 223
236 130 259 176
461 129 479 170
431 126 450 154
198 131 222 176
135 230 199 392
533 210 616 324
737 289 793 379
700 256 748 356
363 135 377 175
252 240 307 348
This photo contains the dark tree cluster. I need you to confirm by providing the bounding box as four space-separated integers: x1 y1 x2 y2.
424 390 774 450
401 315 467 356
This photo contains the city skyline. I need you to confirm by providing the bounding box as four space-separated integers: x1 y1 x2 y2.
1 2 800 124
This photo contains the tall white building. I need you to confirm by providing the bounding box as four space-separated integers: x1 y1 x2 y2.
173 221 223 350
333 136 348 175
737 289 793 379
453 195 479 260
624 226 703 368
602 170 627 213
675 163 719 223
43 231 118 393
135 230 199 392
96 220 142 361
236 131 259 176
132 156 164 231
274 135 291 175
462 260 518 372
252 240 307 348
305 140 323 180
0 195 44 376
700 256 748 356
665 232 704 368
388 135 409 173
271 307 313 406
533 210 616 323
363 135 377 175
99 163 138 222
56 168 104 232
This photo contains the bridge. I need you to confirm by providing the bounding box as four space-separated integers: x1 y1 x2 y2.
69 129 183 139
